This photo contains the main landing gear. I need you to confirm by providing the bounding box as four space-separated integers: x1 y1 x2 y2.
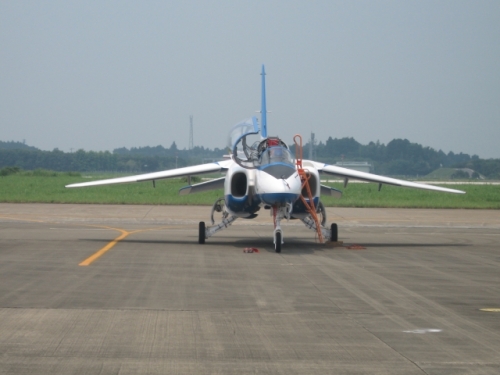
330 223 338 242
199 198 238 244
299 214 338 243
198 221 205 244
198 198 339 252
199 213 339 251
270 204 338 253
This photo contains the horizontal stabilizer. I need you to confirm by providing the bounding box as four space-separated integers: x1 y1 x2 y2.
320 184 342 198
179 177 225 195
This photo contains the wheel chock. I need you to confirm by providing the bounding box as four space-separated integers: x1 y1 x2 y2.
243 248 259 253
346 244 366 250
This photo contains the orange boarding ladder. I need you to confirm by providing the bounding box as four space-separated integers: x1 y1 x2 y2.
293 134 324 243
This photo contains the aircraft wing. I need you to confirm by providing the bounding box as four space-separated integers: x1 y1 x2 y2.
308 160 465 194
66 160 233 188
179 176 225 195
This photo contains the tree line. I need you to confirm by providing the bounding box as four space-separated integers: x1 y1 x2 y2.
1 138 499 178
0 141 225 173
293 137 486 177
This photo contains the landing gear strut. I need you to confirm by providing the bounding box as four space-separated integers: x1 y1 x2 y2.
199 198 238 244
272 204 290 253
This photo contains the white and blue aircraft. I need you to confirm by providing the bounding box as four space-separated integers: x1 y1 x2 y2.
67 66 465 252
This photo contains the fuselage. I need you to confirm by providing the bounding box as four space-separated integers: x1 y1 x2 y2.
224 145 303 218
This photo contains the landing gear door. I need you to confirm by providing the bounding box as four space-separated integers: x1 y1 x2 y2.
228 116 260 169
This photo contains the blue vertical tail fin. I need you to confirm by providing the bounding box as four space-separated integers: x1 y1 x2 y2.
260 65 267 138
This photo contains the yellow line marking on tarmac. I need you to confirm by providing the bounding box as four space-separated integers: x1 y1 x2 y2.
79 228 131 266
0 214 180 265
480 308 500 312
0 215 45 223
79 225 175 266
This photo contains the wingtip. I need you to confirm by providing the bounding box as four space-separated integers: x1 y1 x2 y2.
178 186 191 195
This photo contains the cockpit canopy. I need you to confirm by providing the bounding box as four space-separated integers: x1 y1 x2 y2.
227 117 260 169
259 146 294 166
227 117 260 152
228 117 293 169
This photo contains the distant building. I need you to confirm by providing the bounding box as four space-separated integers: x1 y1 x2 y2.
454 168 484 179
335 161 372 173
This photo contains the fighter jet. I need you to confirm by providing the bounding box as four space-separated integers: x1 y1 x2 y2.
67 66 465 252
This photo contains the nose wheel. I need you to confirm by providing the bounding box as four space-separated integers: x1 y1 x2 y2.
274 231 282 253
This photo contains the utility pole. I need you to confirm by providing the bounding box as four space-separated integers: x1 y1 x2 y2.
309 132 316 160
189 115 194 150
187 116 194 185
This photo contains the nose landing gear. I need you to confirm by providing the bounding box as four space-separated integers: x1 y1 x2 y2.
271 205 290 253
274 230 282 253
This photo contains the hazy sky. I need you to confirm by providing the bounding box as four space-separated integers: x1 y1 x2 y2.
1 1 499 158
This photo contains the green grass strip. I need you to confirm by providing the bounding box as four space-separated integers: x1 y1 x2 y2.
1 173 499 209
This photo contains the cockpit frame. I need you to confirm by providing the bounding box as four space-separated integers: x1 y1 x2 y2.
229 119 292 169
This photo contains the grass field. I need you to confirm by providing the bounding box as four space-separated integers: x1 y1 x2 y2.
1 171 499 209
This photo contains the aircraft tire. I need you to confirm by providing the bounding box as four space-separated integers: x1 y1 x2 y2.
199 221 206 244
330 223 338 242
275 231 282 253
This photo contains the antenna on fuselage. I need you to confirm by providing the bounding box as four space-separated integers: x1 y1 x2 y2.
260 65 268 139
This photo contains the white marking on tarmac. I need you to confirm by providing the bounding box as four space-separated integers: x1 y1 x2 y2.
404 329 442 334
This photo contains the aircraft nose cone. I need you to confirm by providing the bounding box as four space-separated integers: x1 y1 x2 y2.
256 170 302 205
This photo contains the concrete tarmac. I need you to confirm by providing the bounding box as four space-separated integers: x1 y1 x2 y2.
1 204 500 374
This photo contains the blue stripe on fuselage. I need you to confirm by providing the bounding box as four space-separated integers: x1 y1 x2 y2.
259 192 300 205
